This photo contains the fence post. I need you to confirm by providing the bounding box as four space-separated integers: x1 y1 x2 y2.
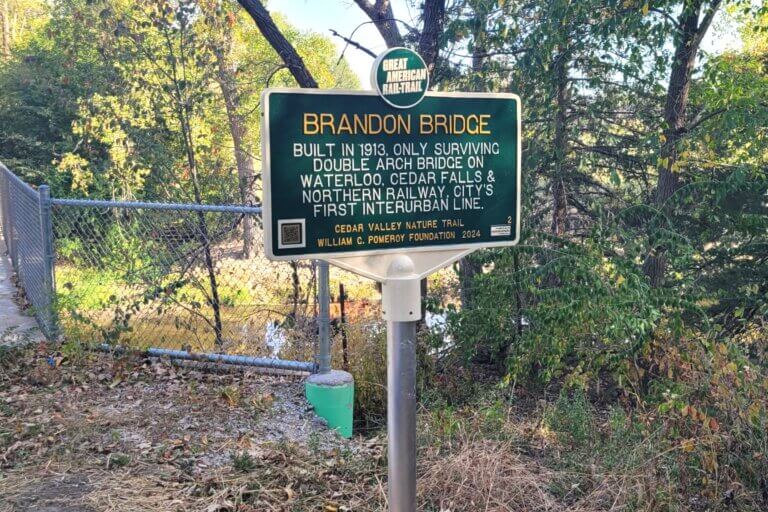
0 169 8 255
339 283 349 372
38 185 58 341
306 259 354 438
1 167 17 269
317 260 331 374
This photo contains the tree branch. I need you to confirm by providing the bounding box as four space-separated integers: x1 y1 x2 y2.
235 0 318 88
650 7 682 30
329 28 376 59
691 0 723 51
685 107 727 133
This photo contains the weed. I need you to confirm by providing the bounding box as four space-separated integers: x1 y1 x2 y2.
250 392 274 415
107 453 130 469
232 451 256 472
423 406 463 450
543 390 594 448
24 423 42 439
479 399 507 438
60 339 87 364
307 431 321 452
219 385 240 407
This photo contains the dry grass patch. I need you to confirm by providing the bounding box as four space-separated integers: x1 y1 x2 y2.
419 439 560 512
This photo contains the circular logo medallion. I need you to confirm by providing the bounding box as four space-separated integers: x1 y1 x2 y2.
371 47 429 109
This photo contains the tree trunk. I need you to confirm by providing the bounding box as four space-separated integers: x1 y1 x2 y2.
459 255 482 310
456 2 490 309
339 283 349 371
180 109 225 348
644 0 721 287
353 0 403 48
470 0 489 75
551 44 569 237
1 0 10 58
291 261 300 319
354 0 445 75
214 47 257 259
237 0 326 330
418 0 445 74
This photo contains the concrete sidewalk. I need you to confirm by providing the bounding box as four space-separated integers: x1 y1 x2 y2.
0 239 45 347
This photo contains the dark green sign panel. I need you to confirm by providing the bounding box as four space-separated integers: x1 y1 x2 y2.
262 89 521 260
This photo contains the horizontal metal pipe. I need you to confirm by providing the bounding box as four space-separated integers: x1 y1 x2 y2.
52 197 263 215
98 344 316 373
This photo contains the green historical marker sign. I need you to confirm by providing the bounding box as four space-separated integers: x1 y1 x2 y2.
264 51 523 512
261 89 521 260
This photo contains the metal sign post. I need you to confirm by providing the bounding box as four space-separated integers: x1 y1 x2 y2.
381 255 421 511
261 47 522 511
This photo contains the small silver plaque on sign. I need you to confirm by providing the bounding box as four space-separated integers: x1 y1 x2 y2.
490 225 512 237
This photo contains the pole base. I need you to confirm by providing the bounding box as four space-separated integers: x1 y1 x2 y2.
305 370 354 438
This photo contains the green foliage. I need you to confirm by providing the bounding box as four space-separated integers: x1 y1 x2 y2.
107 452 131 469
427 0 768 392
346 324 387 433
543 390 594 448
1 4 767 505
0 0 358 202
231 451 256 472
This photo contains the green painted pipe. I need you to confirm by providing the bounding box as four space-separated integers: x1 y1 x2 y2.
305 370 354 439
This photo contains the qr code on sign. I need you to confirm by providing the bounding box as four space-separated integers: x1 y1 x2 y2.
278 219 305 249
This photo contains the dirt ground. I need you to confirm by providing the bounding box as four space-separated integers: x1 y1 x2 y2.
3 344 717 512
0 345 384 511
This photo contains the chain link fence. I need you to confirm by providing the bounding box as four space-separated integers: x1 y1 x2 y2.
1 162 465 427
0 163 351 372
0 163 56 338
1 162 424 382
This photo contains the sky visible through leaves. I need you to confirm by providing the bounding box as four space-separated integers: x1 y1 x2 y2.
276 0 743 85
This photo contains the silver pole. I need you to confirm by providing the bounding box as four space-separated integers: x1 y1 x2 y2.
317 260 331 374
387 319 417 512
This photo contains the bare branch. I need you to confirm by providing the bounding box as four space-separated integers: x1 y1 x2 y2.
650 7 682 30
235 0 318 88
329 29 377 59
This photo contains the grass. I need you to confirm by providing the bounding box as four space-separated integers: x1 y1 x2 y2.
231 452 256 472
543 390 595 448
2 341 767 511
219 385 241 407
107 453 131 469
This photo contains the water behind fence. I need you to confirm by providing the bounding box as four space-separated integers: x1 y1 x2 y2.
0 163 363 371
